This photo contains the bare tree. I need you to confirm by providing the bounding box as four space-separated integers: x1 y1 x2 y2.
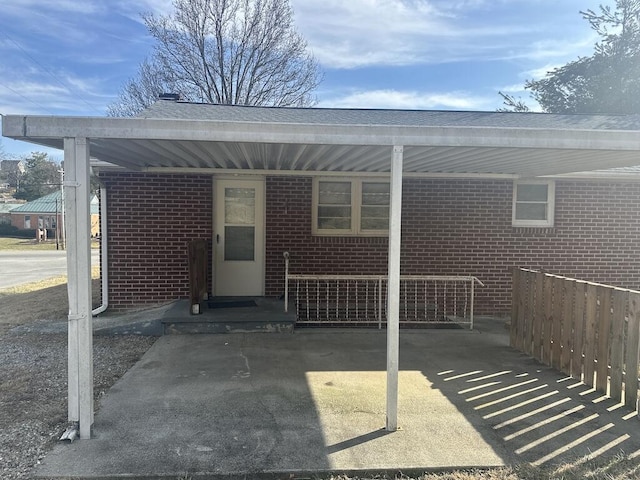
108 0 321 116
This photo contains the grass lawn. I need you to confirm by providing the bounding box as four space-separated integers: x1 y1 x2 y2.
0 266 101 335
0 236 100 250
0 236 60 250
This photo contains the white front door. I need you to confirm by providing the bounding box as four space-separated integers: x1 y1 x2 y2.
214 178 265 296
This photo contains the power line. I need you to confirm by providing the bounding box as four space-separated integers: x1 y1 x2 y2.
0 31 103 115
0 85 57 115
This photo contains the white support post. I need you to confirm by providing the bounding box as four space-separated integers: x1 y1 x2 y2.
64 137 93 439
386 145 403 431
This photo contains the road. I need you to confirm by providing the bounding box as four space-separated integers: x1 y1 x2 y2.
0 250 100 290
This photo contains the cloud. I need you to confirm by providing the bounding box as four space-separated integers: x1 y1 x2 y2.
114 0 174 24
292 0 599 70
4 0 101 15
0 75 110 116
293 0 559 68
318 88 492 110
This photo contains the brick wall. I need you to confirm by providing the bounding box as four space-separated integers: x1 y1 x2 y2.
265 177 640 314
101 172 212 310
101 172 640 315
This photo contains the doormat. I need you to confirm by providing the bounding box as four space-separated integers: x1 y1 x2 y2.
207 300 258 309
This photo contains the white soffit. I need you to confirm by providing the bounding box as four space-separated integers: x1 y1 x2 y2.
4 111 640 177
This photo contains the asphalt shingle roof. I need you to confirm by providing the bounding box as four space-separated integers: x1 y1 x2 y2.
137 100 640 131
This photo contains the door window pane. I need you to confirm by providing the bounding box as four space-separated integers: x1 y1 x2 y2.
225 188 255 225
225 226 255 261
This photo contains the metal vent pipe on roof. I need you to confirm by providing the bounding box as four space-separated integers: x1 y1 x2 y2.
159 93 180 101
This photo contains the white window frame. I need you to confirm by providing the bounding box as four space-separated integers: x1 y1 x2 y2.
512 180 555 227
312 177 390 236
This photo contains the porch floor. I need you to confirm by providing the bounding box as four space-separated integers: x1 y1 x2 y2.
36 317 640 479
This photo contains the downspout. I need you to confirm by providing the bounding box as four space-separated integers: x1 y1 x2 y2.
92 186 108 316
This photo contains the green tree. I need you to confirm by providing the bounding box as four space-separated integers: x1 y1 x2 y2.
497 92 531 112
14 152 60 201
500 0 640 114
108 0 322 117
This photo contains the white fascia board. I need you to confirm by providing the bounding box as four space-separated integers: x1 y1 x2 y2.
5 114 640 152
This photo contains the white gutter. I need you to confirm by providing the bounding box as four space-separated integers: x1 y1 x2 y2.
92 186 108 316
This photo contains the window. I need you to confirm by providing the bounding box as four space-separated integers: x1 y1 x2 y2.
313 178 390 235
512 180 555 227
24 215 31 229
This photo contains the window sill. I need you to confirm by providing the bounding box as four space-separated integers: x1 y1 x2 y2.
512 226 557 236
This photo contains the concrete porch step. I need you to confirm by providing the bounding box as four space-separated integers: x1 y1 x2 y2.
160 297 296 334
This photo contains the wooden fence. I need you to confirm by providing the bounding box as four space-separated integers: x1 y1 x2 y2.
511 268 640 411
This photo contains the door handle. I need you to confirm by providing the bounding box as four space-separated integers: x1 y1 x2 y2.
216 234 220 244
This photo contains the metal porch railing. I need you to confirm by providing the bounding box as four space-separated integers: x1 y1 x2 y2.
283 252 484 329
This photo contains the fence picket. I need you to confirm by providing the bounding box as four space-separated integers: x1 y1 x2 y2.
583 283 598 388
572 281 586 381
511 267 520 348
560 280 575 376
532 272 545 361
524 271 536 355
551 277 564 371
625 292 640 409
542 274 554 365
609 290 627 403
596 287 613 394
517 271 528 351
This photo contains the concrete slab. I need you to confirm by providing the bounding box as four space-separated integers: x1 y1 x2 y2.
36 319 640 479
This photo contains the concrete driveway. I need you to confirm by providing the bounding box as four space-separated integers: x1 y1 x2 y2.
37 319 640 478
0 249 100 290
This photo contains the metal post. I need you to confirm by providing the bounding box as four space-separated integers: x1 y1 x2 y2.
386 145 403 431
378 277 383 330
64 137 93 439
470 278 475 330
284 252 289 313
59 168 65 250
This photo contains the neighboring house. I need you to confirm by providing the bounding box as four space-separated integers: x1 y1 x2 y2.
6 101 640 315
0 201 23 225
9 190 99 236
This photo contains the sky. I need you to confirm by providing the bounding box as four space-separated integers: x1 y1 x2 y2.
0 0 614 159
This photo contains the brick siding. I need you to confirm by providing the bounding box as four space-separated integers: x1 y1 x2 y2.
100 172 212 310
101 172 640 315
266 177 640 314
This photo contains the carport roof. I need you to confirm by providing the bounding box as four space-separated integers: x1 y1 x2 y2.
4 101 640 177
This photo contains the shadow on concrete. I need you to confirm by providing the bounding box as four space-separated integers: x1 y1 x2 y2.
34 316 640 478
423 322 640 468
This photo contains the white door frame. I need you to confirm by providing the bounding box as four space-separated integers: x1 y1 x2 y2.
212 176 266 297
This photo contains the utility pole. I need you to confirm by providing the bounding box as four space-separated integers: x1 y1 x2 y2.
55 197 59 250
59 168 65 250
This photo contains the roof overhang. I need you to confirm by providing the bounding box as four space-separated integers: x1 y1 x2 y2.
4 114 640 177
